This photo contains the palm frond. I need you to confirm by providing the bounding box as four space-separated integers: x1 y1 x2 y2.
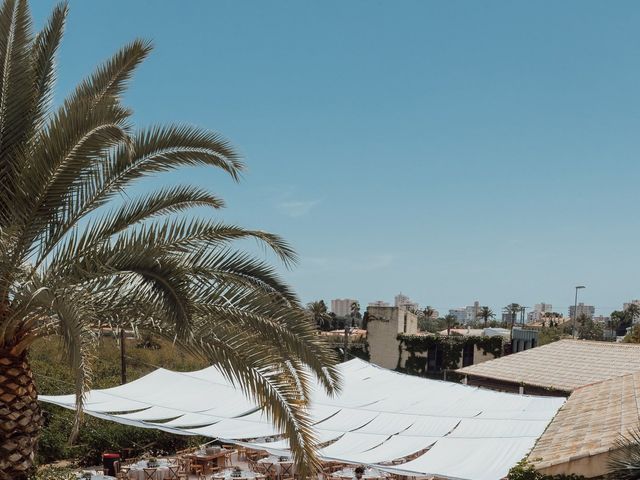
607 427 640 479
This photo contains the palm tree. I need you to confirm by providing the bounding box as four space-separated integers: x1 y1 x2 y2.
607 427 640 479
350 301 361 327
503 303 521 330
422 306 435 319
626 303 640 326
307 300 330 330
444 314 457 336
0 2 340 478
478 306 495 328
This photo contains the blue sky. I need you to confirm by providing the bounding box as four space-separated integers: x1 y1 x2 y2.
32 1 640 316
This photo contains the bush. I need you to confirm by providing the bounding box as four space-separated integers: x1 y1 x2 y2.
508 460 586 480
29 466 76 480
31 336 208 466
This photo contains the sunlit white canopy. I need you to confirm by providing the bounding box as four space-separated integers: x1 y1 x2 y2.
39 358 564 480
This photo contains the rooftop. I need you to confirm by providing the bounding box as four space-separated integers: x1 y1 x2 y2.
529 371 640 470
457 339 640 392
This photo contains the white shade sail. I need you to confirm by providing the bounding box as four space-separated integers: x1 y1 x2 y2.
39 358 564 480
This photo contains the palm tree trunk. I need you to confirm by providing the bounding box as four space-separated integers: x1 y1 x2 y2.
0 349 43 480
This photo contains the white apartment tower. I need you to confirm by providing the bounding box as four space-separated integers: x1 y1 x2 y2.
331 298 358 318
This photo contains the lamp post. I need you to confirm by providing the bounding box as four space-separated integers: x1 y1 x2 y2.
573 286 586 339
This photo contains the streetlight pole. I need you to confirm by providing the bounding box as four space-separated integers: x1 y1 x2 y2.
573 286 586 339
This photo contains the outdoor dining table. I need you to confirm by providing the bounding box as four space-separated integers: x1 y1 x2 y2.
212 469 265 480
125 459 173 480
257 455 295 476
185 448 233 472
332 467 389 480
76 473 115 480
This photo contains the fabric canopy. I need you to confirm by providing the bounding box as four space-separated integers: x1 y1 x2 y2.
39 358 564 480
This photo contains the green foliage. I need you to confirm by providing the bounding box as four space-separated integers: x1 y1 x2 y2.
31 336 206 466
417 317 445 333
607 427 640 479
507 460 586 480
577 318 604 341
623 324 640 344
538 326 564 346
29 466 76 480
396 334 504 374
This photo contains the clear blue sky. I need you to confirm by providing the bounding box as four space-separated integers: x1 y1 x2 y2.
32 1 640 316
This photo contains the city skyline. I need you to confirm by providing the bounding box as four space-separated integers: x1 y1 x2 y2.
325 293 633 318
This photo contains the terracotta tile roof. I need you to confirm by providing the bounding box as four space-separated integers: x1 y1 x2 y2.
456 339 640 392
528 371 640 469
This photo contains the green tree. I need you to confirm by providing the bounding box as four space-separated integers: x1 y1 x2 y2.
422 305 435 319
478 306 495 328
307 300 331 331
611 310 631 336
623 324 640 344
350 301 361 327
577 317 604 341
444 314 457 336
0 2 339 478
503 303 521 329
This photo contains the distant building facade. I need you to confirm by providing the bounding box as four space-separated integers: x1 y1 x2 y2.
527 303 553 323
331 298 358 317
448 308 467 323
368 300 390 307
568 303 595 319
449 302 480 324
367 306 419 369
394 293 418 311
366 306 503 372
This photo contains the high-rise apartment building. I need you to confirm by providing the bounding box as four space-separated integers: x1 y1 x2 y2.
448 308 467 323
331 298 358 318
568 303 595 319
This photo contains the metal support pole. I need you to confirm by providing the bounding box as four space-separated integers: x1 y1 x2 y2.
343 326 349 362
120 328 127 384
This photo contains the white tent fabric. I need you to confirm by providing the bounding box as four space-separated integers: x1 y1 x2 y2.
39 358 565 480
385 437 538 480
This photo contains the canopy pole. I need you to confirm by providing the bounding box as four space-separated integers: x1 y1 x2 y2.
120 328 127 384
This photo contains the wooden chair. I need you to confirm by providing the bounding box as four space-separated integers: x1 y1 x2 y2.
190 462 204 476
223 450 236 467
143 468 157 480
264 463 278 480
115 473 128 480
280 462 294 479
237 446 247 460
166 465 181 480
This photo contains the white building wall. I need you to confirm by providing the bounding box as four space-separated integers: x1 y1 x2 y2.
331 298 358 317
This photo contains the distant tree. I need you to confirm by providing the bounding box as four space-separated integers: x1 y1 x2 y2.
478 306 495 328
361 311 369 330
422 306 436 319
307 300 331 331
538 326 563 346
611 310 631 336
444 314 457 336
350 301 361 327
623 324 640 344
577 317 604 341
329 312 338 330
626 303 640 325
503 303 521 330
